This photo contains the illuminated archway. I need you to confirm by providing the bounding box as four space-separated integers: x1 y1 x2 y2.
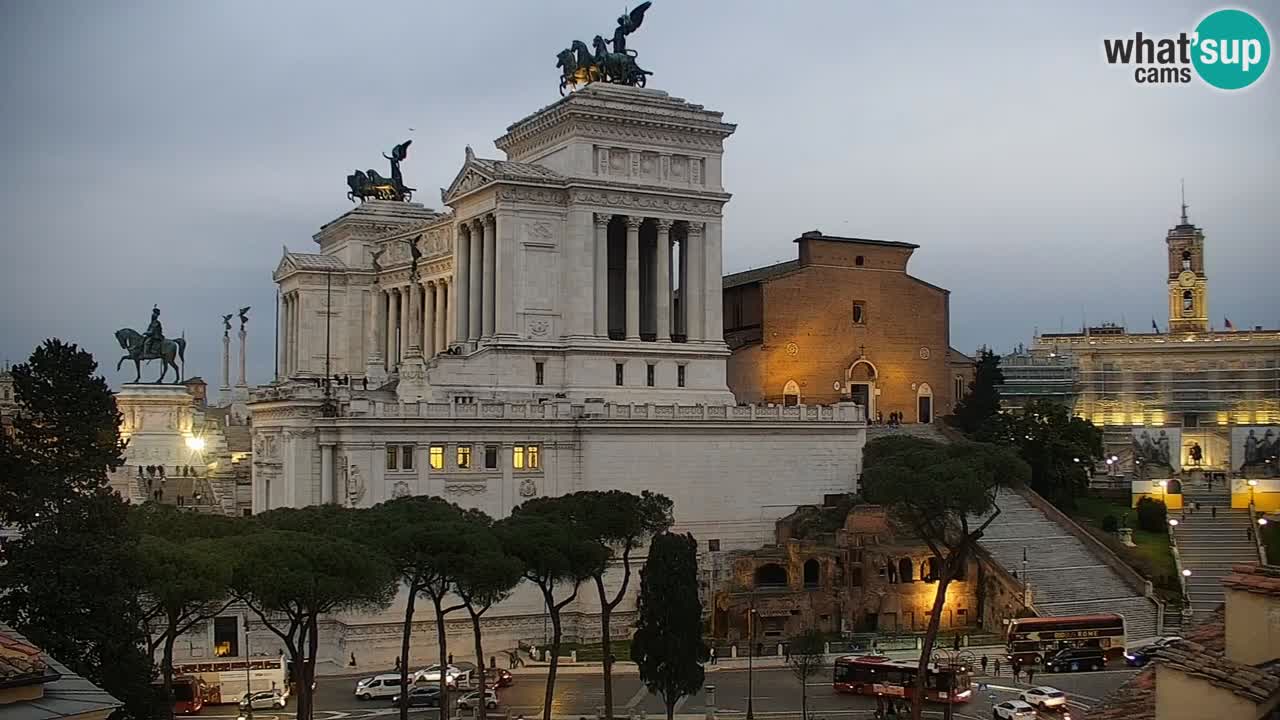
846 359 878 420
917 382 934 424
783 380 801 407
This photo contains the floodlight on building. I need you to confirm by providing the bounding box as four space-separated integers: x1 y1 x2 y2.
185 436 206 451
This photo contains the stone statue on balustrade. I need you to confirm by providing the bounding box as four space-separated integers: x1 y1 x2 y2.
238 306 251 330
114 305 187 384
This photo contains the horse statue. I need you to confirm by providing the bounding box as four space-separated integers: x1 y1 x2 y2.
591 35 651 87
557 40 602 95
346 141 415 202
114 328 186 384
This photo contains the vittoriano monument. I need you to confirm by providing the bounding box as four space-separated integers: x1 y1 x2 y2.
115 305 187 384
557 2 654 95
346 139 415 202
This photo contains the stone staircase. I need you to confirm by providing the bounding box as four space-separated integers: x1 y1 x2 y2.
977 490 1161 642
1176 487 1259 624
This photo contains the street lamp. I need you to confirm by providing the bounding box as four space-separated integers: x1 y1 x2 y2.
1182 569 1192 578
1259 517 1269 527
1248 479 1259 508
1158 480 1168 504
242 615 254 720
1168 519 1179 528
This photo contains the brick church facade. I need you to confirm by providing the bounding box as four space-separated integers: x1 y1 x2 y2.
722 231 973 422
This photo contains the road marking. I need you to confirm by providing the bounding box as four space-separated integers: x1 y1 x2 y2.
981 683 1100 704
624 685 649 709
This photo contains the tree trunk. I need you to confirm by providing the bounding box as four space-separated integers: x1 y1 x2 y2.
801 676 808 720
911 566 954 720
399 585 418 720
162 622 177 720
290 650 308 720
469 610 488 720
299 615 320 720
595 577 615 720
665 697 675 720
428 596 453 720
541 590 563 720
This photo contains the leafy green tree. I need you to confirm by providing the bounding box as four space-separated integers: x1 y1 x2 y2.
786 629 826 720
860 435 1029 720
453 512 523 720
228 516 397 720
498 498 607 720
565 491 673 720
979 399 1102 509
370 497 471 720
1135 497 1168 533
949 347 1003 434
0 340 156 719
630 532 707 720
132 505 241 720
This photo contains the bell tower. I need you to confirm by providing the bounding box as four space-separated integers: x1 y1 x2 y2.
1166 189 1208 334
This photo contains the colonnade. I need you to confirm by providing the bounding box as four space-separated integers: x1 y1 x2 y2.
369 277 452 370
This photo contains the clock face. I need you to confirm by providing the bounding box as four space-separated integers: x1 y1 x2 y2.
1178 270 1197 288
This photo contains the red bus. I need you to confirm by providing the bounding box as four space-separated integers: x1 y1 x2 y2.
153 676 207 715
1005 613 1126 665
833 655 972 705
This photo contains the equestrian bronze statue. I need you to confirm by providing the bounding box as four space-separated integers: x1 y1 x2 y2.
557 2 654 94
115 305 186 384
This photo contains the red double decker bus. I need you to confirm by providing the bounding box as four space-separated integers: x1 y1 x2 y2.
152 676 206 715
833 655 972 705
1006 613 1126 665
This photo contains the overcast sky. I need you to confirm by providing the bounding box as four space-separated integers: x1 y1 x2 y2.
1 1 1276 386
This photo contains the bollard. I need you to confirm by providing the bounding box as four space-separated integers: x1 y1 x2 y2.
704 684 716 720
731 645 738 659
572 650 578 663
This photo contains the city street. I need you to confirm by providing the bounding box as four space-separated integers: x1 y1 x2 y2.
196 665 1136 720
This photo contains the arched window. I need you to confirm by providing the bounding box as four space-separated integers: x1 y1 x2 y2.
1181 250 1192 271
925 557 940 582
917 383 934 424
803 559 820 588
1182 290 1194 315
898 558 914 583
755 563 788 588
783 380 801 407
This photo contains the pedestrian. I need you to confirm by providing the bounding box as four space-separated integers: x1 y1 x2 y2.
980 655 988 674
709 646 717 665
395 656 401 672
784 644 791 662
448 653 453 665
1027 666 1035 685
1212 505 1217 519
362 377 369 390
993 658 1001 677
953 635 961 651
349 652 357 667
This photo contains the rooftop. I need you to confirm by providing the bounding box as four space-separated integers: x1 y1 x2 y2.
0 624 120 720
1223 563 1280 598
794 230 919 250
721 260 800 290
281 252 347 272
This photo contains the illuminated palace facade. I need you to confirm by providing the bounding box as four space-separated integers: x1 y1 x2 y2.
1017 209 1280 478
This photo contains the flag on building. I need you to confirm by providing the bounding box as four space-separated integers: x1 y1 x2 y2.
1225 317 1235 330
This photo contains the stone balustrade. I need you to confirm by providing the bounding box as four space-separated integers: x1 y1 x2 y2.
346 398 865 423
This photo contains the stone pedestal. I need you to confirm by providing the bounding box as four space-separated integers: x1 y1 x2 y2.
1118 527 1136 547
113 384 200 502
396 356 428 402
365 354 388 388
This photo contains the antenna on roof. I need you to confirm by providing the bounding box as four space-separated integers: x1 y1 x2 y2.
1180 178 1189 224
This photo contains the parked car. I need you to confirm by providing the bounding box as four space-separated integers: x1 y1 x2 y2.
456 690 499 710
1124 644 1158 667
239 690 288 710
484 668 514 688
414 664 464 687
992 700 1037 720
1044 647 1105 673
1020 686 1067 711
354 674 406 700
391 686 442 708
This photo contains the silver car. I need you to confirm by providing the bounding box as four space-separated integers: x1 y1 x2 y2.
239 690 288 710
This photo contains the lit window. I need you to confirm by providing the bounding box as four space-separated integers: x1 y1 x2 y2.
457 445 472 469
535 361 545 386
528 445 540 469
386 446 398 471
429 446 444 470
513 446 525 469
213 616 239 658
401 446 414 471
647 364 655 387
615 363 625 386
677 365 686 388
852 302 866 325
485 445 498 469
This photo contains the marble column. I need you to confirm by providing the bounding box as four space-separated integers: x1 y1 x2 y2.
221 333 231 390
396 285 407 361
455 224 471 344
366 288 381 364
468 219 483 342
704 220 724 341
422 280 436 357
654 219 673 342
448 275 458 345
677 241 687 339
625 215 643 341
384 289 396 367
278 295 289 378
237 326 247 386
320 444 335 505
407 281 422 354
685 223 705 342
482 215 496 339
288 294 297 374
593 214 611 337
434 280 447 353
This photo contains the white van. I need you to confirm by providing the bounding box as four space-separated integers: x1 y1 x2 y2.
354 674 407 700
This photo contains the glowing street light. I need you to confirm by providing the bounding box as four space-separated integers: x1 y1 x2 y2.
1260 517 1269 527
1182 569 1193 578
185 436 206 451
1248 479 1259 508
1168 519 1179 527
